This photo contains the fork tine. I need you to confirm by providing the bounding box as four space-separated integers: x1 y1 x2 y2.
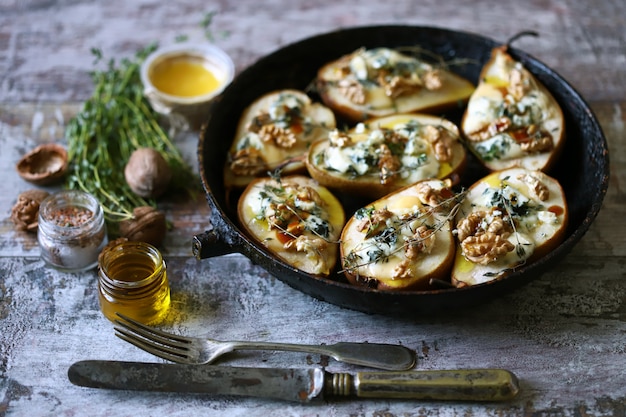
113 313 193 363
114 313 190 347
114 328 191 363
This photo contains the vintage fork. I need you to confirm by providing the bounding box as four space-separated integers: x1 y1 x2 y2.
114 313 416 371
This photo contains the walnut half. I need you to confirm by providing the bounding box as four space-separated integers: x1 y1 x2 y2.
338 78 366 105
404 226 436 260
415 179 453 210
259 124 297 148
10 189 50 232
517 172 550 201
423 125 455 162
119 206 167 247
230 148 268 176
460 232 515 265
456 210 515 265
377 144 401 185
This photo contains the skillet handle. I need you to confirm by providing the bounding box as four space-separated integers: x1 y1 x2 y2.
193 191 248 260
192 228 241 259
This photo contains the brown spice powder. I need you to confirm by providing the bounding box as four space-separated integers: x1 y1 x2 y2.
49 207 94 227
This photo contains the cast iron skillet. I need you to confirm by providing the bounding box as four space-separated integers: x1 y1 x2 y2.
193 26 609 315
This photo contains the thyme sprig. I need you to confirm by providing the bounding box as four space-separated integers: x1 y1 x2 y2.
65 45 198 229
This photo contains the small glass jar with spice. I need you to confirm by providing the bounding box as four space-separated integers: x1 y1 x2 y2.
37 190 108 272
97 240 171 325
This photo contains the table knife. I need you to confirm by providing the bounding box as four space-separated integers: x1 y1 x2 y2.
68 360 519 402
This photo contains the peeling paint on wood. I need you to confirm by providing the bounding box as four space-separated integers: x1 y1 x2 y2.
1 0 625 416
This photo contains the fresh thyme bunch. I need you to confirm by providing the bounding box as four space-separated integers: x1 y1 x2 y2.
65 45 198 232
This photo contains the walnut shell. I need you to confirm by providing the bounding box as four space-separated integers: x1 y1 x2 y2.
119 206 167 247
16 144 68 185
124 148 172 198
10 189 51 232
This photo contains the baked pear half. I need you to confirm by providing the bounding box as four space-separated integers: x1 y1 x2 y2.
316 47 475 123
238 175 345 276
452 167 568 287
461 45 565 172
224 90 336 189
306 113 466 200
340 178 458 291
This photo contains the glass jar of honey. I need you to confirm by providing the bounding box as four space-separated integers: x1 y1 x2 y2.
97 241 170 324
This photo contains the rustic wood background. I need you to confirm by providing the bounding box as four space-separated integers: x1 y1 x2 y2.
1 0 625 416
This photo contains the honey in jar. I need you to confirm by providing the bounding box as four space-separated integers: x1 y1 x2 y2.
97 241 170 324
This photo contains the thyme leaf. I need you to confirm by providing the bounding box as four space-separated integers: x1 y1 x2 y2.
201 11 231 42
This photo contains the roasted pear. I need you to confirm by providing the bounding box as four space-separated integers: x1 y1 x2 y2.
340 179 457 291
316 47 475 123
306 113 466 200
224 90 336 189
452 167 568 287
461 45 565 172
237 175 345 276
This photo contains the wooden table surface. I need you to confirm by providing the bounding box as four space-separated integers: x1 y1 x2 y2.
1 1 625 416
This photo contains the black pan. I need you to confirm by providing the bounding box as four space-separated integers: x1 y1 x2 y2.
193 26 609 315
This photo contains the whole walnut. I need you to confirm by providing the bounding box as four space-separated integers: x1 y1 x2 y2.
119 206 167 247
10 189 50 232
124 148 172 198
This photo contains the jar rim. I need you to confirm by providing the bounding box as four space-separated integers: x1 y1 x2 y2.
38 190 104 231
99 241 165 289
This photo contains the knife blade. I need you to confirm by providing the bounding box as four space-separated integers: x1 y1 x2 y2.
68 360 519 402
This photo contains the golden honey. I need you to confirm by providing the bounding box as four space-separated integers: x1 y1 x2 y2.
149 56 221 97
97 241 170 324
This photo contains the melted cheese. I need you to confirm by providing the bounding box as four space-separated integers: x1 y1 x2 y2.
462 49 564 170
463 93 501 133
319 47 475 120
239 176 344 276
466 91 554 162
318 119 447 183
337 48 423 110
341 179 455 287
225 90 336 188
464 172 563 251
453 168 568 286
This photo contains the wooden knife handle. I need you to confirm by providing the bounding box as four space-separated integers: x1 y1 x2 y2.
326 369 520 401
